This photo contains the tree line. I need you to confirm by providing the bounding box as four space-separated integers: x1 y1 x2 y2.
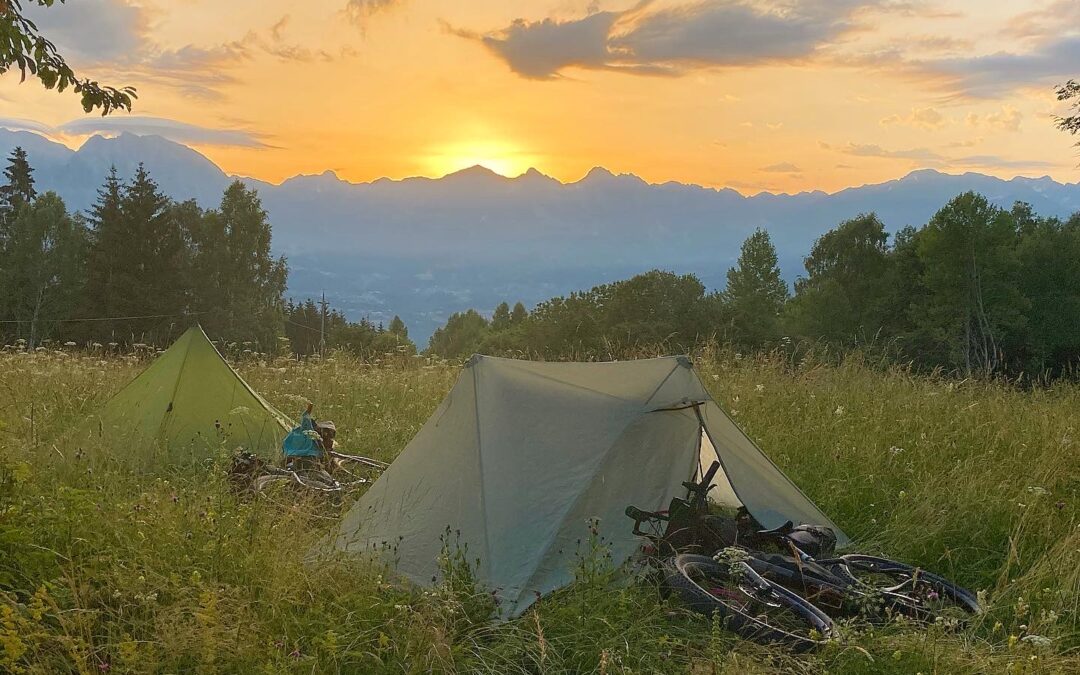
0 147 413 357
283 299 415 358
428 193 1080 380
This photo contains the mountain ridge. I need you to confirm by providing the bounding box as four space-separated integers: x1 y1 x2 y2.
2 129 1078 341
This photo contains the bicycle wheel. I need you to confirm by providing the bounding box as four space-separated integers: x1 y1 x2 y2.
666 554 835 652
834 555 981 619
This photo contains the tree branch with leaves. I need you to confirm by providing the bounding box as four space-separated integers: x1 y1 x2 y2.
1056 80 1079 147
0 0 135 114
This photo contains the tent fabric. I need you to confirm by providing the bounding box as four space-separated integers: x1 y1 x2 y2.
78 325 290 459
321 354 847 618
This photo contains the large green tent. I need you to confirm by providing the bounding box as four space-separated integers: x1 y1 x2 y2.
321 354 846 618
77 325 290 459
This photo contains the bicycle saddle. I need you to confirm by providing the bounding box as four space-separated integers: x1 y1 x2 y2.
756 520 795 536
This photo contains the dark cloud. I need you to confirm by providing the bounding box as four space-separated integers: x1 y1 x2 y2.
456 10 624 79
23 0 144 63
454 1 875 79
912 36 1080 99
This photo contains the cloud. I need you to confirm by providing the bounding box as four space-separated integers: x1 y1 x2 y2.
446 10 626 79
58 116 272 148
453 1 877 79
2 116 271 149
964 106 1022 132
760 162 802 173
880 106 946 129
0 118 57 135
838 142 946 163
908 36 1080 99
24 3 343 101
23 0 145 63
1002 0 1080 41
831 140 1060 172
345 0 407 26
951 155 1059 170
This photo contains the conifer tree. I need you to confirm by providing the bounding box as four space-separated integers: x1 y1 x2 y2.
722 228 789 347
491 302 511 331
388 315 408 338
0 147 36 218
511 302 528 324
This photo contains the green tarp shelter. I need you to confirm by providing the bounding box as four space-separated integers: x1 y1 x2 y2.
77 325 290 459
321 354 846 618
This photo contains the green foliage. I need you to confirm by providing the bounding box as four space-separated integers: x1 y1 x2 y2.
786 214 893 345
723 229 789 347
1055 79 1080 143
0 157 291 349
911 192 1028 375
284 299 417 360
0 147 35 217
427 309 488 359
510 301 528 325
0 0 135 114
0 192 87 347
387 315 408 338
190 181 289 347
1 349 1077 672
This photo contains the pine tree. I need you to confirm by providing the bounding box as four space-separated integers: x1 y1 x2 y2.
511 302 528 324
722 228 789 347
388 315 408 338
491 302 511 331
0 147 36 218
213 181 287 347
82 167 127 324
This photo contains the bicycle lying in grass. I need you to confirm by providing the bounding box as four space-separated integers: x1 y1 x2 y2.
626 462 836 651
626 461 981 650
227 450 388 495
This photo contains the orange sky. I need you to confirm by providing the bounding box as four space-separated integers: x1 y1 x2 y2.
1 0 1078 194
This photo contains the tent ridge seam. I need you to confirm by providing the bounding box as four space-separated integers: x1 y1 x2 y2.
472 364 495 584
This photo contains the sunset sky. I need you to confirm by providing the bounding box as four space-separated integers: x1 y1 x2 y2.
1 0 1078 193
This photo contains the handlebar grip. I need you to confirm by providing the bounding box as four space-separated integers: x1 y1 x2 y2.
625 505 649 521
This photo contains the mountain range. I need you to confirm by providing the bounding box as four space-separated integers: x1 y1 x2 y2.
3 129 1079 342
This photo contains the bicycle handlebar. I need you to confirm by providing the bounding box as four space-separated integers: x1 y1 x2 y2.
625 504 667 536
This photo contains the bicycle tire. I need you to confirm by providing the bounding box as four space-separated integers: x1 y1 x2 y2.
666 554 835 652
835 554 981 618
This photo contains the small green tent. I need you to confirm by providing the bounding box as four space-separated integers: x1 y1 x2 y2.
321 354 846 618
77 325 290 458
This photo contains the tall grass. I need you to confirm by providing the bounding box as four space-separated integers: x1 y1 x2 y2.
0 346 1076 673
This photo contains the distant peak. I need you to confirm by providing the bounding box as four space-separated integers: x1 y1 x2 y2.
515 167 559 184
577 166 646 187
444 164 505 180
904 168 945 180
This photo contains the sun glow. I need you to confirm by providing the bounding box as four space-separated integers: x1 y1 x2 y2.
425 139 537 178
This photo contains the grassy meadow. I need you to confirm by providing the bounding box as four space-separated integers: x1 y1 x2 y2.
0 346 1077 673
